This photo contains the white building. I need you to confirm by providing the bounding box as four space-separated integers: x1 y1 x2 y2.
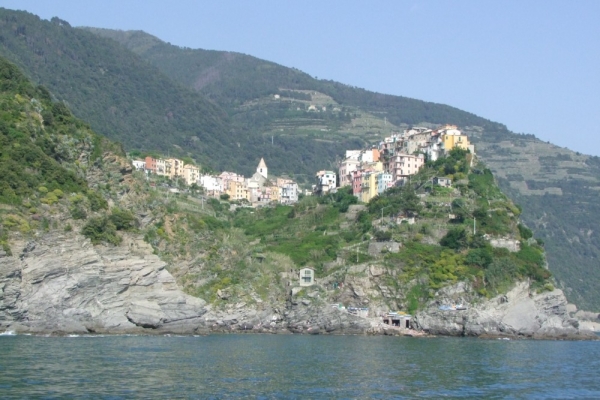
299 267 315 286
132 160 145 171
314 170 337 195
338 157 360 187
280 181 299 204
200 174 222 196
376 172 393 194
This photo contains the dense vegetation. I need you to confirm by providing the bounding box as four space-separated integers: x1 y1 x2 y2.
0 55 128 253
0 9 229 171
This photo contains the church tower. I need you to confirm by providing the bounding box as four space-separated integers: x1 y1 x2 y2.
257 157 268 179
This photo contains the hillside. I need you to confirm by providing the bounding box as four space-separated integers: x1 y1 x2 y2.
0 9 233 170
89 28 600 311
0 57 593 339
0 8 598 309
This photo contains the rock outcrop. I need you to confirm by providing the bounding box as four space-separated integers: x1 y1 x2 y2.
0 232 596 339
0 233 208 335
413 281 596 339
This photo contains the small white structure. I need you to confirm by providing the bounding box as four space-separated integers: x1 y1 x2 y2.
132 160 145 171
433 177 452 187
299 268 315 286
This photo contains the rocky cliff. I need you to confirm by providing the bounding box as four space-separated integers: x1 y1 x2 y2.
1 231 595 340
0 232 208 334
0 232 374 335
413 281 596 339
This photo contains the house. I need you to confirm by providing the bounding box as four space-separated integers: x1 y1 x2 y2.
167 158 185 179
183 164 200 186
376 172 393 194
439 125 471 153
132 160 145 171
226 180 248 201
278 178 299 204
314 170 337 196
433 177 452 187
299 267 315 286
351 169 362 197
360 170 378 203
338 157 360 187
385 153 425 184
200 174 222 196
156 158 169 176
219 171 245 192
144 156 157 173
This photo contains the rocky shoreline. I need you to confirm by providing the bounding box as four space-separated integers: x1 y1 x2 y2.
0 233 597 340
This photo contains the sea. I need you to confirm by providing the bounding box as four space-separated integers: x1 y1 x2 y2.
1 333 599 399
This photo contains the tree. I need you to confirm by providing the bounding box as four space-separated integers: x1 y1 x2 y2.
440 227 468 250
401 186 422 216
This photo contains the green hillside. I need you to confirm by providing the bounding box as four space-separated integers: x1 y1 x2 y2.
0 9 231 170
87 28 600 311
0 56 550 318
0 8 598 309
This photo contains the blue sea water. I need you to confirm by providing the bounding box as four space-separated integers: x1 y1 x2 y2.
0 333 599 399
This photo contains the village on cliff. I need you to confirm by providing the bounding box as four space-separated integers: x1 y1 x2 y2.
131 124 473 205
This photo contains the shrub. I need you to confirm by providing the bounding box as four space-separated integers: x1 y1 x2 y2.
70 206 87 220
109 207 137 231
82 216 121 245
374 230 392 241
440 227 468 250
87 190 107 211
465 247 493 268
518 224 533 240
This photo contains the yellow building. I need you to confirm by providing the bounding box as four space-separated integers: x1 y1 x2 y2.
362 161 384 172
269 185 280 203
167 158 185 179
182 164 200 186
227 180 248 201
360 171 379 203
441 129 471 152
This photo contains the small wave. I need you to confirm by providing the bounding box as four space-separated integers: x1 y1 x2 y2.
0 330 16 336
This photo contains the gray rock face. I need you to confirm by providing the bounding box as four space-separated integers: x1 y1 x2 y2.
1 232 596 339
283 303 373 335
0 233 208 335
414 282 596 339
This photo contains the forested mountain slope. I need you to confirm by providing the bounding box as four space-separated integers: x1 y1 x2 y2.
0 9 232 170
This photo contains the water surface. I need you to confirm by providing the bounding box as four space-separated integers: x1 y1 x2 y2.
1 334 599 398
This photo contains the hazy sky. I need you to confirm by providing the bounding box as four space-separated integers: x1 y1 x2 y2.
3 1 599 155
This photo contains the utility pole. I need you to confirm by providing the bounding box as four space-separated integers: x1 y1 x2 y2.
474 217 476 235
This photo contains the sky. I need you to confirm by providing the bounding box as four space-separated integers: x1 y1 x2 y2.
3 0 600 156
